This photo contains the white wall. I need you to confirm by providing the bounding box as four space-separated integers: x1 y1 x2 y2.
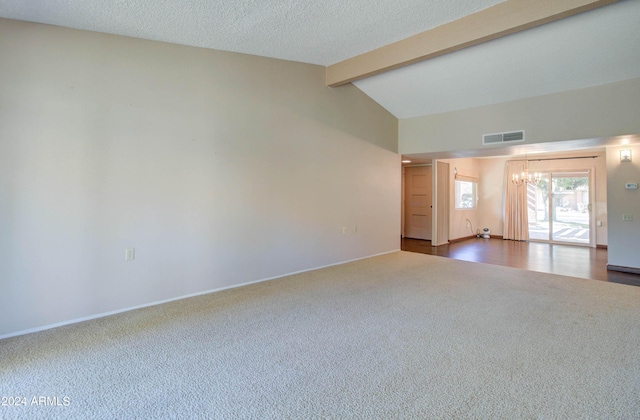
0 19 400 337
606 144 640 270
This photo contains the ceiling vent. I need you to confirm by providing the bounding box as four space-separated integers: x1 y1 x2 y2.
483 130 525 145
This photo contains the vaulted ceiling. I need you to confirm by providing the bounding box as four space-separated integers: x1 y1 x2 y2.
354 0 640 119
1 0 639 125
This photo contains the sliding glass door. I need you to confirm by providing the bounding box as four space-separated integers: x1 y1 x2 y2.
527 171 592 246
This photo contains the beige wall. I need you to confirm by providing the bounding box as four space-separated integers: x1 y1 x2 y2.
478 157 510 238
437 158 481 240
399 79 639 267
0 19 400 337
399 78 640 156
444 152 608 246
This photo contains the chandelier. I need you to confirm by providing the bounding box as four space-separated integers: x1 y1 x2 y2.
512 160 541 186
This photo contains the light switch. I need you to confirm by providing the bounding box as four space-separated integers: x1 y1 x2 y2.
622 214 633 221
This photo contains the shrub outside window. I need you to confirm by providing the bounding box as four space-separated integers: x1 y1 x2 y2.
455 179 477 209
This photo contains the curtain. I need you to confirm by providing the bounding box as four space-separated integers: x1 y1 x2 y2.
504 160 529 241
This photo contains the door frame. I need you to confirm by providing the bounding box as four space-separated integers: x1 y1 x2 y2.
528 167 596 248
432 160 450 246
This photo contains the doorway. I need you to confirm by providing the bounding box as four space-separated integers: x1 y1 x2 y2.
527 171 594 246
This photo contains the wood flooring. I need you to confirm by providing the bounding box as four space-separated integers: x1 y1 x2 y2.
401 237 640 287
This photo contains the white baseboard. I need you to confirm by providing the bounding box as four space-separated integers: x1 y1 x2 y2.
0 249 400 340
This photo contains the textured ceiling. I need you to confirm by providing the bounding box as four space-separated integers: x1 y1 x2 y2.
0 0 639 124
0 0 502 66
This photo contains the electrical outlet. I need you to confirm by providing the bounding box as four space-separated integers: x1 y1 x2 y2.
125 248 135 261
622 214 633 221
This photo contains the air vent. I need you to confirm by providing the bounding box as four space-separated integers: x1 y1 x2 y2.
483 130 525 145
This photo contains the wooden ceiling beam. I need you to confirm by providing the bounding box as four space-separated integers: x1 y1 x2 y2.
326 0 619 87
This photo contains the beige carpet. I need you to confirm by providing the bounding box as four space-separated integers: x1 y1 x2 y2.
1 251 639 419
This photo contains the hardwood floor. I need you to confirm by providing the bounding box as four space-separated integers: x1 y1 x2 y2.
401 237 640 287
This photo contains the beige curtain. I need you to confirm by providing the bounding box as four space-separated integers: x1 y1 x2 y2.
455 173 479 183
504 160 529 241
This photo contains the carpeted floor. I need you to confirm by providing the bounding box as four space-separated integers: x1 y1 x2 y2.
1 251 639 419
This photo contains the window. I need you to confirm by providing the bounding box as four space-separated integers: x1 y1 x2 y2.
454 179 477 209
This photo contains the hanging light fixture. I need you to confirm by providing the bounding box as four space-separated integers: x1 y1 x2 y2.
512 157 541 186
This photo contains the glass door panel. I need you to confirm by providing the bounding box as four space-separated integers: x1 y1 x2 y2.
527 171 591 245
551 173 590 245
527 175 550 241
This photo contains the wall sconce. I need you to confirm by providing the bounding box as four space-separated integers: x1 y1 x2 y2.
620 149 632 162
